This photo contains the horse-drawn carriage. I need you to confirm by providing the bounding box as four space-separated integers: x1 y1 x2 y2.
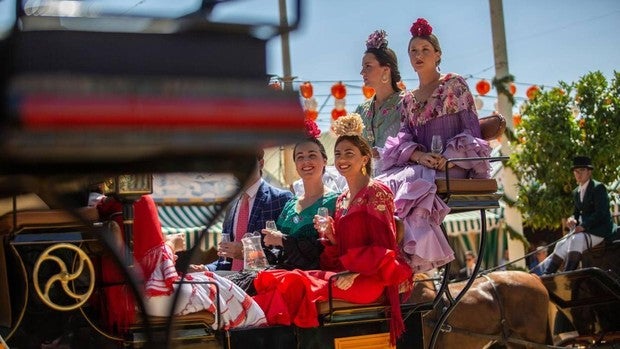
2 1 618 348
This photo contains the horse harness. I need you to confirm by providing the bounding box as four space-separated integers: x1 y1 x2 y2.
423 275 563 349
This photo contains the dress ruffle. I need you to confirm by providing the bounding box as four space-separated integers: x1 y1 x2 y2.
443 131 491 178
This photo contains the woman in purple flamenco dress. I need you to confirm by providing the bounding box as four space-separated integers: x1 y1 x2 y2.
377 18 491 272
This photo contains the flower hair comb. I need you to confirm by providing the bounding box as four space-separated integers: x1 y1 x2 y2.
365 29 388 50
410 18 433 37
331 113 365 137
304 119 321 139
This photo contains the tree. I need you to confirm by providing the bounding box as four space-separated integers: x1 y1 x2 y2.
508 71 620 230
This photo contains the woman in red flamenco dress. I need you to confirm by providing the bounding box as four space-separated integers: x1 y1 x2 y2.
253 113 413 344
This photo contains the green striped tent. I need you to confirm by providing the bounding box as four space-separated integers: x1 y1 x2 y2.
443 207 506 269
157 204 224 251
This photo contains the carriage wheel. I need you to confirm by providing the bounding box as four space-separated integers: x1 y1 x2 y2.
32 243 95 312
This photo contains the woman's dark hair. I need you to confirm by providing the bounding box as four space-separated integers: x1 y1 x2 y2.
334 135 373 176
293 137 328 174
365 47 402 92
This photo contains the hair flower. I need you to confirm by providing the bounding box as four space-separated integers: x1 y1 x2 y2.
304 119 321 139
331 113 365 137
365 29 388 50
410 18 433 37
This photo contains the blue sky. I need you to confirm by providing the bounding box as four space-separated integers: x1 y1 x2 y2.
212 0 620 128
2 0 618 129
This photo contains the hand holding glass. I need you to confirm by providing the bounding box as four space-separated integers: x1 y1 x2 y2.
316 207 330 241
431 135 443 154
218 233 231 265
265 220 280 255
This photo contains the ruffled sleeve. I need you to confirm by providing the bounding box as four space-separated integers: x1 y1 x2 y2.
380 124 424 172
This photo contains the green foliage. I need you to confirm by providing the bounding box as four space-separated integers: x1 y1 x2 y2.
509 71 620 230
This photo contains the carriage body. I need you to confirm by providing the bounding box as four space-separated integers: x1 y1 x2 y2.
541 240 620 347
0 2 513 348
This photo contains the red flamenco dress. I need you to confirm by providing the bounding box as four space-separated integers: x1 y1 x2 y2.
252 181 412 344
96 195 172 333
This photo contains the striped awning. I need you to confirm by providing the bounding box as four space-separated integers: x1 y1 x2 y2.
443 207 505 269
157 204 224 251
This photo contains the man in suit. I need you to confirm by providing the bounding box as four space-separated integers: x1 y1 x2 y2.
455 250 477 281
201 149 293 271
541 156 616 274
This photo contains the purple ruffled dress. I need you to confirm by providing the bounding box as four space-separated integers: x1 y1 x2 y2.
376 73 491 272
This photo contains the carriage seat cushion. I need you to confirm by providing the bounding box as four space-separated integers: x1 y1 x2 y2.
479 113 506 141
435 178 498 194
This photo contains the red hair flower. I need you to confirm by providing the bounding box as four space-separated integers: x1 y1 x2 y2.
410 18 433 37
304 119 321 139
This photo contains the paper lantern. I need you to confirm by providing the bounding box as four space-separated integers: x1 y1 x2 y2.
362 85 375 99
331 81 347 99
300 81 313 99
331 108 347 120
474 96 483 110
476 79 491 96
526 85 539 100
304 110 318 121
509 83 517 95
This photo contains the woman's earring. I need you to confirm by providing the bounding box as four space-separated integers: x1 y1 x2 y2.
361 166 367 176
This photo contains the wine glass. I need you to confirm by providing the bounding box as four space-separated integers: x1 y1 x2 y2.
218 233 231 265
316 207 330 241
265 220 280 256
431 135 443 154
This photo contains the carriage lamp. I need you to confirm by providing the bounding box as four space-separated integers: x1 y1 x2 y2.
103 174 153 267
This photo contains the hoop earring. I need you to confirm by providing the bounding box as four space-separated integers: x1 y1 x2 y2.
381 75 389 84
361 166 367 176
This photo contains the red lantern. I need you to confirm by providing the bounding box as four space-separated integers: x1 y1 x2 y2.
300 81 313 99
331 108 347 120
476 79 491 96
304 110 318 121
509 82 517 95
526 85 539 100
331 81 347 99
362 85 375 99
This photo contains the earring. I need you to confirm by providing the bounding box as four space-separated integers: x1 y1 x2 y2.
381 75 389 83
361 166 367 176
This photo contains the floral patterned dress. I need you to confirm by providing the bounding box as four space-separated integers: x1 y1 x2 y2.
356 91 403 175
376 73 491 272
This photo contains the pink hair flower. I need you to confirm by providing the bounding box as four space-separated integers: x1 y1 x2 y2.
365 29 388 50
410 18 433 37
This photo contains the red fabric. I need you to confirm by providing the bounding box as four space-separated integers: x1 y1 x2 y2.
253 181 412 344
97 195 166 332
232 193 250 271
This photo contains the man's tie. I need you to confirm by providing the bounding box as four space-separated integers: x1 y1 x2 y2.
232 193 250 271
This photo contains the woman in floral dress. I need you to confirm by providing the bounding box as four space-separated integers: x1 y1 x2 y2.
376 18 491 272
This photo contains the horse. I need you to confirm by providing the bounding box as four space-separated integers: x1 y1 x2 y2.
410 271 551 349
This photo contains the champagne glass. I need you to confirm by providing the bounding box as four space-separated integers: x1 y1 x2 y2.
218 233 231 265
316 207 330 241
431 135 443 154
265 220 280 256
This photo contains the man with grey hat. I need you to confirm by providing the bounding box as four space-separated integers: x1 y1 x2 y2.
540 156 616 274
